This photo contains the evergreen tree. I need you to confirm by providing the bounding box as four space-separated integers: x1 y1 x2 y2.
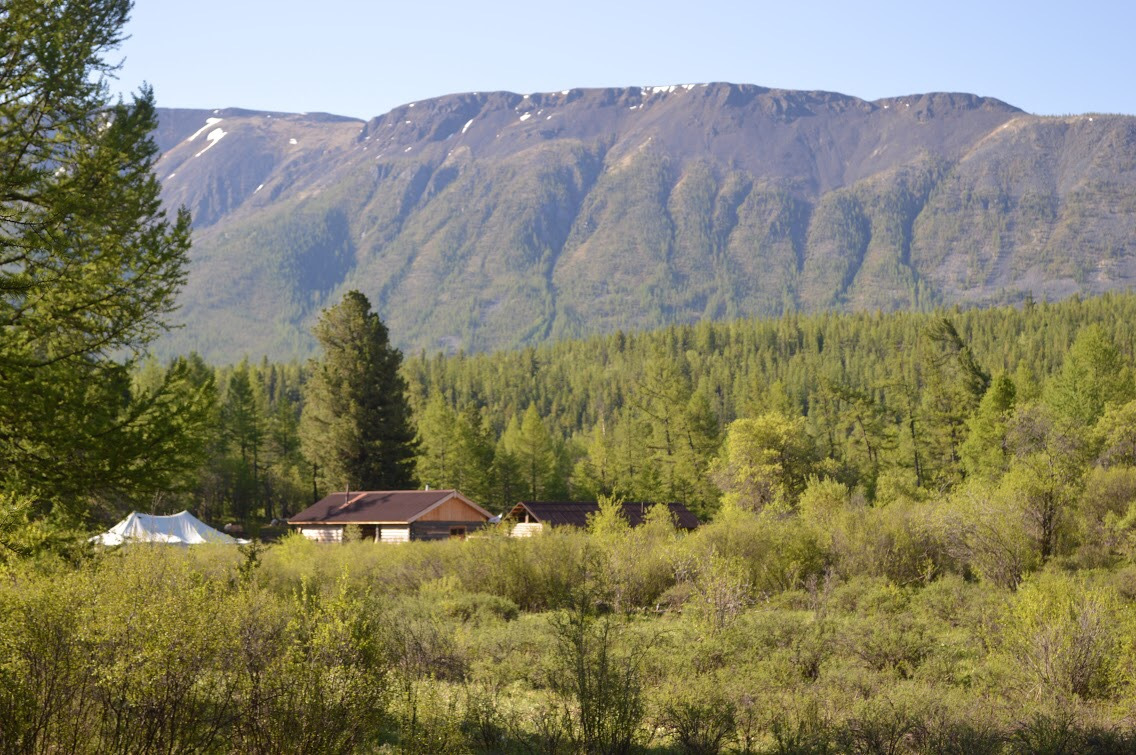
1045 325 1135 427
632 352 720 514
264 390 305 519
220 362 264 521
611 407 655 501
918 318 990 489
960 373 1017 480
489 434 523 511
414 398 495 502
676 390 723 512
0 0 196 524
415 395 459 488
450 405 496 503
826 382 892 494
300 291 417 494
503 405 560 500
573 421 619 499
112 356 215 514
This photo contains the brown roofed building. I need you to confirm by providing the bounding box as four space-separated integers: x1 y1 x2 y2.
288 489 491 543
503 501 700 537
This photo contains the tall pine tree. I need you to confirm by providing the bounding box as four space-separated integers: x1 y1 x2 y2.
300 291 417 495
0 0 198 530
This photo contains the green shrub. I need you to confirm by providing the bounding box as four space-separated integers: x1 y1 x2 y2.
391 679 465 754
440 592 521 623
550 599 649 755
768 699 836 755
654 679 737 754
1001 573 1127 700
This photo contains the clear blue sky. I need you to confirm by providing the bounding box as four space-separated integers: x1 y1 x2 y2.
115 0 1136 119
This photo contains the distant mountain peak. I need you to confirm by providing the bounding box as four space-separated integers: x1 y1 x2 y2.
152 84 1136 362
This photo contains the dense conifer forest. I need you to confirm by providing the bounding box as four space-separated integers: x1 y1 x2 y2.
49 291 1136 528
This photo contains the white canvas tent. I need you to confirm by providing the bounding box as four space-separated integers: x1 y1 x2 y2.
91 511 248 546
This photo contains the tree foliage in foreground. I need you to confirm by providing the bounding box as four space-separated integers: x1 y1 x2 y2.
0 0 200 543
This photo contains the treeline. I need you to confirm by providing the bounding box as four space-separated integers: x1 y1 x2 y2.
403 292 1136 518
118 292 1136 527
134 356 312 524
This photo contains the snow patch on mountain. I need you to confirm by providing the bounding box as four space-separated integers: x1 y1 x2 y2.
193 128 226 157
187 117 223 142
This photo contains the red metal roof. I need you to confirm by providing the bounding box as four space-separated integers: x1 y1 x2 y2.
288 490 490 525
506 501 700 530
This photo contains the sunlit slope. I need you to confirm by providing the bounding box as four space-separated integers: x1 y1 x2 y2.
153 84 1136 361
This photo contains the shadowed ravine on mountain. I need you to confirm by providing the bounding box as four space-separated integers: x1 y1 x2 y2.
152 83 1136 362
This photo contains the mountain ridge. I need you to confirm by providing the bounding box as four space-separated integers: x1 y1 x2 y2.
151 83 1136 362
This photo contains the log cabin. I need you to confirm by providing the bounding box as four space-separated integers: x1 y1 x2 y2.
502 501 700 537
288 489 491 543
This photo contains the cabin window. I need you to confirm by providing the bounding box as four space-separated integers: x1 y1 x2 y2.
449 526 467 540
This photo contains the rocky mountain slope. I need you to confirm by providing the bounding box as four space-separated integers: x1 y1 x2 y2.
152 84 1136 361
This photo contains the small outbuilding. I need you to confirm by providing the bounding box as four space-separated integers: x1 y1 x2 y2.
288 489 491 543
502 500 700 537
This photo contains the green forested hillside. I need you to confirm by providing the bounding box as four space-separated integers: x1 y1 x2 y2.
400 293 1136 514
403 292 1136 439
